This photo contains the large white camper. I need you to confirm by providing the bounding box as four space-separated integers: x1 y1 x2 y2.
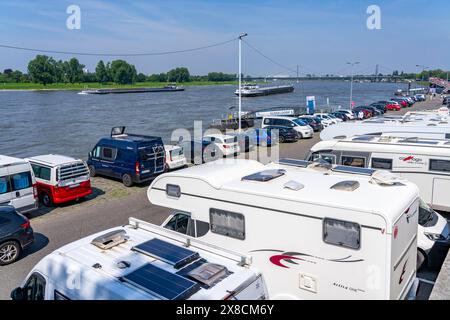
148 159 420 300
11 217 267 300
309 136 450 213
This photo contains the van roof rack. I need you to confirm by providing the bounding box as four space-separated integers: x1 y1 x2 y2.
110 126 161 142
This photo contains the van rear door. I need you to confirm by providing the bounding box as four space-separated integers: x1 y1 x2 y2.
8 163 36 213
389 198 419 299
138 140 165 176
0 168 12 206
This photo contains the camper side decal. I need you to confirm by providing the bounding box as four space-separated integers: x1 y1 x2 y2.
250 249 364 269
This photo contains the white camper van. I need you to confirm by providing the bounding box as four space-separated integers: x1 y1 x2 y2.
11 217 267 300
0 155 38 213
148 159 420 300
309 136 450 213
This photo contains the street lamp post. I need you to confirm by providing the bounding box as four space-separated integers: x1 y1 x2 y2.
347 62 359 109
238 32 248 133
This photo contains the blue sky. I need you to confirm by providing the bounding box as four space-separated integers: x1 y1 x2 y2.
0 0 448 76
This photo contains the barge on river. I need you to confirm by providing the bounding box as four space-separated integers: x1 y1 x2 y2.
234 83 294 97
79 84 184 95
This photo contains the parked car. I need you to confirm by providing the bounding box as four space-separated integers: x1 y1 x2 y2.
353 107 373 118
334 110 355 120
314 113 339 125
228 132 255 153
163 145 187 171
246 128 279 147
369 102 387 113
325 113 343 123
443 96 450 105
203 134 240 157
364 106 383 116
330 112 348 121
0 155 38 214
414 94 426 101
0 206 34 266
385 101 401 111
264 126 299 143
262 116 313 139
26 155 92 207
87 126 165 187
298 115 323 132
390 97 409 108
179 139 219 165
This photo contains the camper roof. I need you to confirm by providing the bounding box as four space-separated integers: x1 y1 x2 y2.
0 155 28 167
151 159 419 224
41 218 256 300
27 154 82 167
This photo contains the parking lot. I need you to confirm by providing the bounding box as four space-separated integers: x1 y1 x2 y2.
0 97 448 300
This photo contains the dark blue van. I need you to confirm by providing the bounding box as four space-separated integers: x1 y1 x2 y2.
87 127 165 187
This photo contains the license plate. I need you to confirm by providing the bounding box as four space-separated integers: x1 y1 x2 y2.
142 170 150 174
68 183 80 189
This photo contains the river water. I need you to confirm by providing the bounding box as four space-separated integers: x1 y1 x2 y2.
0 80 410 159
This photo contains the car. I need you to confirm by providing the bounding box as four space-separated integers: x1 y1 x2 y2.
386 101 401 111
228 132 255 153
443 96 450 105
390 97 409 108
369 103 387 113
178 139 219 165
262 116 313 139
246 128 279 147
325 113 343 123
353 107 373 118
298 115 323 131
414 94 426 101
334 110 355 120
163 145 187 171
329 112 348 121
364 106 383 116
314 113 339 125
0 155 38 214
0 206 34 266
203 134 240 157
26 155 92 207
87 126 166 187
264 126 299 143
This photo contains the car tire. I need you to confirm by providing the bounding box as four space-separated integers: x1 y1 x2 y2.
41 192 53 207
122 174 133 187
88 165 97 177
0 241 21 266
417 249 428 271
279 136 285 143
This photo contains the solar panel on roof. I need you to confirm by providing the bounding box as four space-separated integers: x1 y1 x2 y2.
277 158 310 168
121 263 199 300
132 238 200 269
332 165 375 176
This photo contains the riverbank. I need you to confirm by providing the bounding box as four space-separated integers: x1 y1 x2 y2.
0 81 240 91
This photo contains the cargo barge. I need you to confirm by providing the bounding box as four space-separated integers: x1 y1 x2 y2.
79 84 184 95
234 83 294 97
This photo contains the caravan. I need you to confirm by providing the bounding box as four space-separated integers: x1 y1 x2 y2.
147 159 420 299
12 217 267 300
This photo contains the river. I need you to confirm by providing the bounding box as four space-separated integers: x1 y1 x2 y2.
0 80 411 159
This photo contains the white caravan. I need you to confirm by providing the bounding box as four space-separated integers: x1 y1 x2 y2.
319 119 450 141
0 155 38 213
11 217 267 300
148 159 420 300
309 135 450 213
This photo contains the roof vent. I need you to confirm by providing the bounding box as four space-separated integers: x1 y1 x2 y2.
370 170 404 186
188 263 229 287
308 161 332 172
242 169 286 182
331 180 360 191
91 229 129 250
284 180 304 191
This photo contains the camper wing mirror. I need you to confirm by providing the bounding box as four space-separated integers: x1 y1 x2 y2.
10 287 25 301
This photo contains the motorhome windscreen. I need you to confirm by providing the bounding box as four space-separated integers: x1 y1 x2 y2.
121 263 199 300
277 158 310 168
332 166 375 176
132 238 200 269
242 169 286 182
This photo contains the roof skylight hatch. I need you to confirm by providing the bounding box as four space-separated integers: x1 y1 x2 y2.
331 180 360 191
242 169 286 182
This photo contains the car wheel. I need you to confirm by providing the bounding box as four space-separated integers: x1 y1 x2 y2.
88 165 96 177
41 192 53 207
122 174 133 187
417 249 428 271
0 241 21 266
279 136 285 143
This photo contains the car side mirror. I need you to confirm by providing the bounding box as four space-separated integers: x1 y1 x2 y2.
88 151 92 158
10 287 25 301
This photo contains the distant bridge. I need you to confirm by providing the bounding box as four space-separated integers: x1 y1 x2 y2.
247 75 404 82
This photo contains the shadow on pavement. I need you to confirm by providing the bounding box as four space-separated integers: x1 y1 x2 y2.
21 232 49 259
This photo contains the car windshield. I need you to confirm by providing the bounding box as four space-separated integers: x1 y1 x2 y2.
418 199 436 225
293 119 307 126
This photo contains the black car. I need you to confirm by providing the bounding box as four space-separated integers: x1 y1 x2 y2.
179 140 219 165
298 116 323 132
330 112 348 121
0 206 34 266
443 96 450 105
369 102 387 113
265 126 299 143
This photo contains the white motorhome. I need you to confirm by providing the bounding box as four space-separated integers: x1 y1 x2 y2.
309 136 450 213
148 159 420 299
0 155 38 213
11 217 267 300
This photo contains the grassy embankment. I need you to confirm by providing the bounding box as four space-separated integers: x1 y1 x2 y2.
0 81 239 91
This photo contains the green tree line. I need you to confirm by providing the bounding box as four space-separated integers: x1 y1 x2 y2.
0 54 240 85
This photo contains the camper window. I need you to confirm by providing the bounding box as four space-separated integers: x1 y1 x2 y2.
210 208 245 240
429 159 450 172
371 158 393 170
323 218 361 250
54 290 70 300
23 273 46 301
311 153 336 165
101 147 117 161
342 156 366 168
